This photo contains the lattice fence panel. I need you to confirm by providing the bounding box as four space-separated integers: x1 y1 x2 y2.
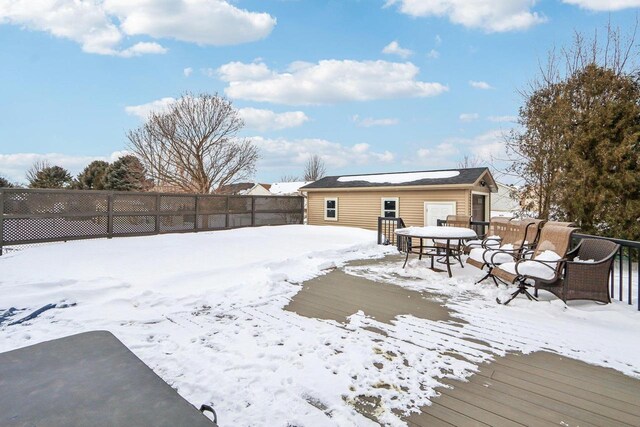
198 196 227 214
3 191 108 215
113 216 156 235
229 213 252 227
254 213 303 226
3 217 108 243
159 214 196 232
197 214 226 230
228 197 251 213
160 196 196 212
254 197 302 212
113 194 157 213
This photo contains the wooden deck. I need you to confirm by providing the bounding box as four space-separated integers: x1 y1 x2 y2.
284 260 640 426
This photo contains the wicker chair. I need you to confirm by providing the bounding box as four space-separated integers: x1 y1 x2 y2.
467 218 542 283
492 224 579 305
534 238 619 304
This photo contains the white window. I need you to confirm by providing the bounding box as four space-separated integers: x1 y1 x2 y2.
381 197 399 218
324 197 338 221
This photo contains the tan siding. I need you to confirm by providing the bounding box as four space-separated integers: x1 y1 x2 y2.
307 189 469 230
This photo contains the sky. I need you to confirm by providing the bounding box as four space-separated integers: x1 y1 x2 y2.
0 0 639 185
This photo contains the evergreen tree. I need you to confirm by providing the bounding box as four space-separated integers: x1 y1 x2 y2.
28 165 72 189
0 176 13 188
104 155 153 191
558 65 640 240
75 160 109 190
507 25 640 240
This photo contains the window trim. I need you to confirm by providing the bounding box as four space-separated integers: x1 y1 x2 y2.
381 197 400 218
324 197 338 221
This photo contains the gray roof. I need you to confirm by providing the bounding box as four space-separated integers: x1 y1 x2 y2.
301 168 492 190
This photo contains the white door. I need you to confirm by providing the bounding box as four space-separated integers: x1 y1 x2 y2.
424 202 456 226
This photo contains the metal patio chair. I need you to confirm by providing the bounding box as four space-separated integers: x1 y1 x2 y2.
463 216 511 254
492 224 579 305
467 218 543 284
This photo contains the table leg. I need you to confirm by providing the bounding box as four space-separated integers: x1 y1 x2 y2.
403 245 410 268
445 240 452 278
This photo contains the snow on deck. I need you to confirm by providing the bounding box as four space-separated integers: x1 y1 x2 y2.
1 225 639 426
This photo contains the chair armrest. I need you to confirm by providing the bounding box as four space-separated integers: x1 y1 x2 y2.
514 258 566 277
481 237 502 249
488 249 516 265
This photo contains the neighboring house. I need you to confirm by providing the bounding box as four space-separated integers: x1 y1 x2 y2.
216 182 272 196
491 183 521 218
270 181 313 223
269 181 312 196
301 168 497 230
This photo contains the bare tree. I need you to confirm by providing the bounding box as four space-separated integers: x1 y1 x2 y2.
303 154 326 181
457 155 484 169
25 160 49 184
127 93 259 194
279 174 300 182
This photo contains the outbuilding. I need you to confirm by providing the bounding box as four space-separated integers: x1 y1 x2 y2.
301 168 497 230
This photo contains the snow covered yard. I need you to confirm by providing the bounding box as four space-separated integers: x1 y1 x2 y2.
1 225 640 426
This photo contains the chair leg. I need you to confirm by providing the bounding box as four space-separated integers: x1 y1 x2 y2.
497 280 538 305
475 271 491 284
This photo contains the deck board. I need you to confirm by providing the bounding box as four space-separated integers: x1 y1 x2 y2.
284 260 640 426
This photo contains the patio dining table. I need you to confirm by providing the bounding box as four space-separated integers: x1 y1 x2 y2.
395 226 477 277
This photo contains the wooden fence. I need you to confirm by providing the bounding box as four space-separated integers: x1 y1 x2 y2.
0 188 304 253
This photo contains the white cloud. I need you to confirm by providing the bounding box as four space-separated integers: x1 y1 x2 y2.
488 115 517 123
351 115 399 127
105 0 275 45
459 113 479 122
0 0 275 56
469 80 493 90
251 136 395 171
411 142 459 167
443 129 510 164
385 0 546 32
124 100 307 131
382 41 413 58
409 129 511 168
562 0 640 10
427 49 440 59
125 97 177 120
467 130 509 161
435 34 442 45
184 67 194 77
238 108 309 131
118 42 167 58
0 152 129 184
217 59 448 105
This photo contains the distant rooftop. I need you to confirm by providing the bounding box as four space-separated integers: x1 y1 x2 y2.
301 168 495 190
270 181 312 195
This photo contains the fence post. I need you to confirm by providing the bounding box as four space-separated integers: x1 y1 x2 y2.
377 217 382 245
194 195 199 231
300 196 305 225
225 196 230 228
155 194 161 234
107 192 113 238
0 190 4 256
251 196 255 227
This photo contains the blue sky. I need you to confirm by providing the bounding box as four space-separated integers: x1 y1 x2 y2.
0 0 638 184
